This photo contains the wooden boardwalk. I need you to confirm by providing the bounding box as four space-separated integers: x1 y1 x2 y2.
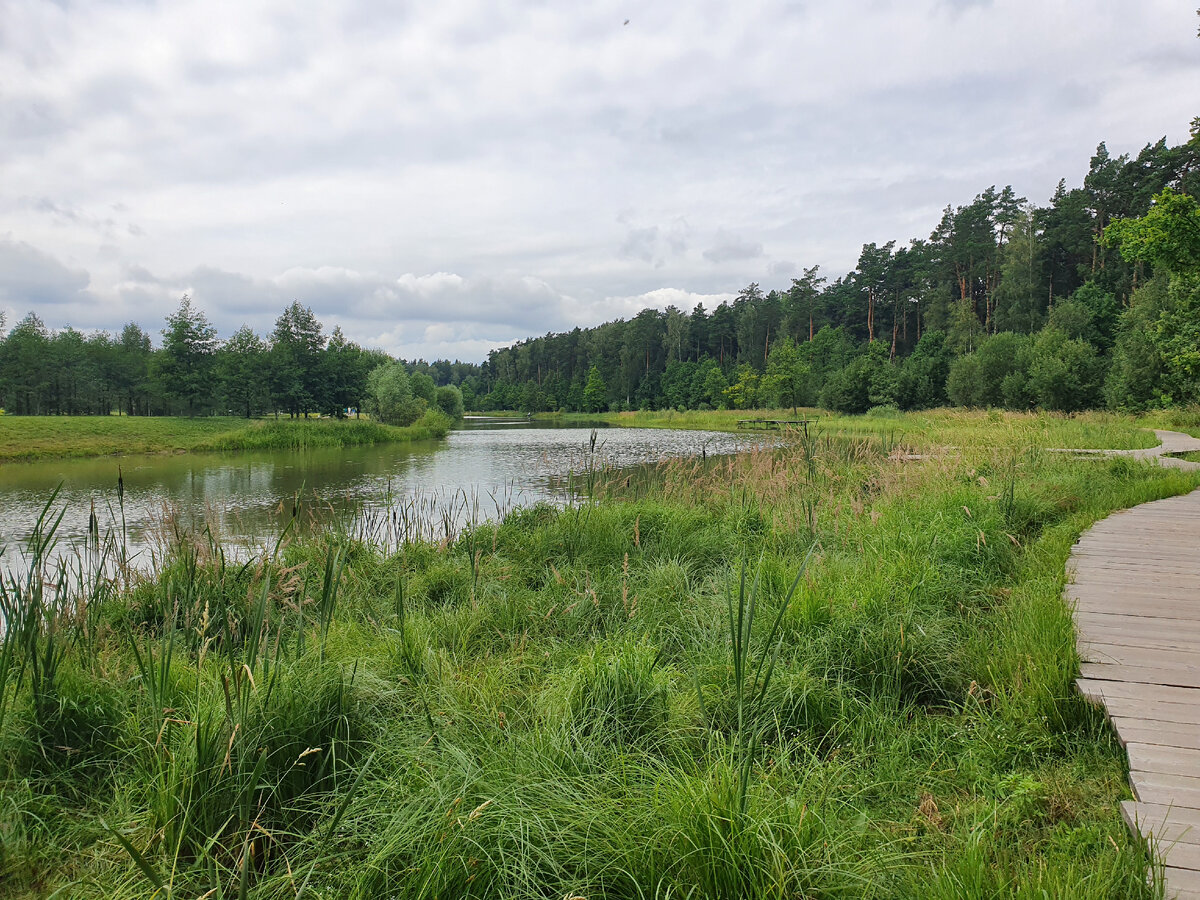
1069 436 1200 898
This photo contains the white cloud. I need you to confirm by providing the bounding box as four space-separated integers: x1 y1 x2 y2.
0 0 1197 358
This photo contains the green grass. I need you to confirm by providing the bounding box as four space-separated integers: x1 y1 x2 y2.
0 416 1194 897
1143 405 1200 440
0 413 449 462
541 406 1162 451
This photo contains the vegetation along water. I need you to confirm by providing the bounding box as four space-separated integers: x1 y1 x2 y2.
2 409 1199 897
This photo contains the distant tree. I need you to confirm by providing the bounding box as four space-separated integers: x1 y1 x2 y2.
156 296 217 416
409 371 437 408
0 313 53 414
583 365 607 413
762 338 808 414
435 384 464 420
1103 188 1200 275
724 364 760 410
1106 278 1169 410
946 332 1030 408
993 204 1045 334
896 330 952 410
365 361 424 426
697 362 729 409
784 266 825 342
114 323 154 415
322 326 369 416
217 326 269 417
1152 274 1200 404
1026 328 1105 412
1104 188 1200 404
270 301 325 417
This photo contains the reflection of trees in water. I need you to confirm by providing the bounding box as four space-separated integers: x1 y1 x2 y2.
0 429 753 579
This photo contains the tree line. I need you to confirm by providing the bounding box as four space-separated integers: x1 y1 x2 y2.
474 124 1200 415
0 298 469 425
2 123 1198 421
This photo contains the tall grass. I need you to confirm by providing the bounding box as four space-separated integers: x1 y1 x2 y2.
0 415 1194 897
194 413 451 453
547 406 1161 451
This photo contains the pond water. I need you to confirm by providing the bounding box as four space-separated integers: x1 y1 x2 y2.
0 421 753 575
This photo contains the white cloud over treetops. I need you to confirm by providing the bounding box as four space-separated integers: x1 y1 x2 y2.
1 0 1196 361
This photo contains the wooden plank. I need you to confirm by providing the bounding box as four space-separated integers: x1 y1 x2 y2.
1151 837 1200 872
1075 533 1200 546
1069 579 1200 595
1081 663 1200 690
1112 721 1200 752
1071 557 1200 573
1069 488 1200 900
1072 549 1200 561
1133 781 1200 811
1080 645 1200 670
1133 774 1200 809
1127 743 1200 778
1075 607 1200 623
1101 698 1200 726
1123 801 1200 847
1078 628 1200 653
1125 803 1200 829
1075 617 1200 643
1162 868 1200 900
1072 591 1200 605
1077 678 1200 707
1077 611 1200 629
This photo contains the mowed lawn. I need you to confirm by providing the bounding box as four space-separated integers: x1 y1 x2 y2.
0 416 251 462
0 414 450 462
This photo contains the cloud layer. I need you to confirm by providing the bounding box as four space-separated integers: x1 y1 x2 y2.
1 1 1197 360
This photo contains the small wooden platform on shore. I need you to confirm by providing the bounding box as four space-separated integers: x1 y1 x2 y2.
1069 487 1200 899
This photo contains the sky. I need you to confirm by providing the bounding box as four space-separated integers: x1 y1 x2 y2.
1 0 1197 363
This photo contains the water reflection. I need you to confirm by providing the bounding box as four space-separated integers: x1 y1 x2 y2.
0 425 752 573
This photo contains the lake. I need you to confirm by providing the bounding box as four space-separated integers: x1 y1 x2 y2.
0 421 752 575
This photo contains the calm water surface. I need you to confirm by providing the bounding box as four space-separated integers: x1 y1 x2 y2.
0 422 752 573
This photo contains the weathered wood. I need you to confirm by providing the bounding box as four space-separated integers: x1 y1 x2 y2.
1162 868 1200 900
1112 720 1200 752
1069 486 1200 899
1081 663 1200 690
1078 629 1200 653
1103 699 1200 726
1078 678 1200 707
1133 773 1200 808
1075 607 1200 628
1133 781 1200 811
1128 743 1200 778
1080 645 1200 670
1123 801 1200 841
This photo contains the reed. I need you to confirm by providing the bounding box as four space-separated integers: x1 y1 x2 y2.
1 413 1196 897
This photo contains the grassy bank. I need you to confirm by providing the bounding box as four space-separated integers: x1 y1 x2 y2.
0 413 449 462
542 406 1163 450
193 411 451 452
1 417 1196 897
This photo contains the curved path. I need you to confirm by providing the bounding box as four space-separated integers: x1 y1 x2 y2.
1068 430 1200 898
1052 428 1200 468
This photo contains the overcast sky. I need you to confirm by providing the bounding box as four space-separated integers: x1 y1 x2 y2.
1 1 1197 362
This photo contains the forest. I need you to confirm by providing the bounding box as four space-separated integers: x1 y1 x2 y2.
1 123 1198 419
477 126 1200 416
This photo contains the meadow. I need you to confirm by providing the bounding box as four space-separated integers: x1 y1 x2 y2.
0 413 450 462
545 406 1166 450
1 411 1197 897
